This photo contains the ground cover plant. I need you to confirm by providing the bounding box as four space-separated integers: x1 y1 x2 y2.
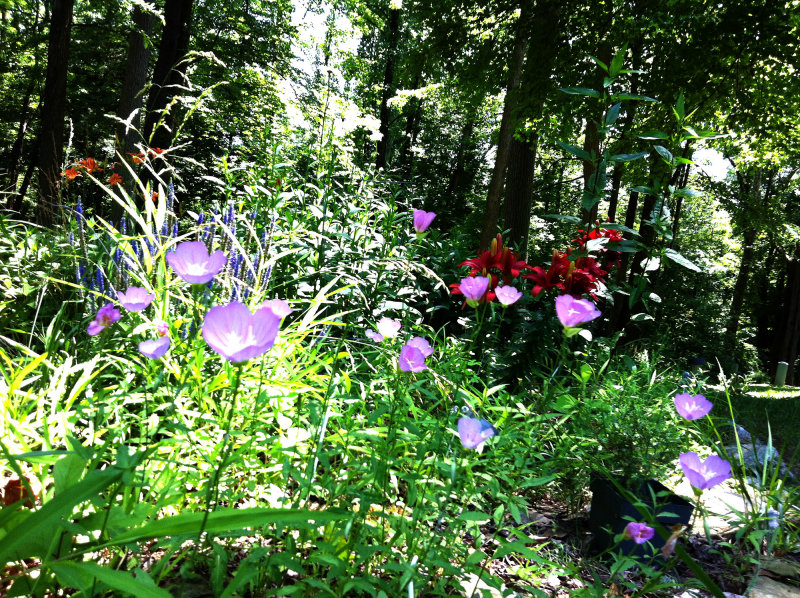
2 2 800 596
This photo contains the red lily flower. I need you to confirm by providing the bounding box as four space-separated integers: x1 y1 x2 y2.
62 168 81 180
80 157 102 173
109 173 123 186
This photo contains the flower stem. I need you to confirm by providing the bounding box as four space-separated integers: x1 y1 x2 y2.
197 363 242 547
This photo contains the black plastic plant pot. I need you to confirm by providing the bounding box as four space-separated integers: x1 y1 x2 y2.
589 478 694 562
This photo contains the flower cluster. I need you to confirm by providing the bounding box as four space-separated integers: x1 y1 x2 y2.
672 392 732 491
524 223 623 299
450 233 530 306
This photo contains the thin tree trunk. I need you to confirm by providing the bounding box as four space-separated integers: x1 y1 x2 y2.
375 7 400 170
35 0 74 226
479 0 532 250
113 5 155 221
724 227 758 348
143 0 195 150
775 248 800 385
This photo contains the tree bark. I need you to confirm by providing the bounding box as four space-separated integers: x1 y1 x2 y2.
143 0 195 150
775 248 800 385
35 0 74 226
375 7 400 170
502 0 560 256
112 5 155 221
478 0 533 250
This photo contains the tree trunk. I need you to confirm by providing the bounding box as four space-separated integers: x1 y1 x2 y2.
503 0 560 255
724 227 758 349
5 81 37 210
479 0 532 250
504 137 536 254
375 7 400 170
775 248 800 385
112 5 155 221
143 0 195 150
35 0 74 226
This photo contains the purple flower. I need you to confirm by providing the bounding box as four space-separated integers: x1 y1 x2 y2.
495 285 522 307
407 336 433 358
88 303 121 336
366 330 384 343
673 393 713 420
118 286 155 312
138 336 170 359
555 294 601 328
623 522 655 544
166 241 227 284
413 209 436 237
377 317 401 339
458 417 498 450
460 276 491 308
202 301 282 363
399 343 427 372
679 452 732 490
262 298 293 319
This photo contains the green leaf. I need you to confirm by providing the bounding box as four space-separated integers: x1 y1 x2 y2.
631 186 654 194
630 313 653 322
613 93 657 102
466 550 487 566
106 508 349 548
53 453 86 496
609 152 648 162
589 55 608 72
653 145 674 163
673 187 702 198
556 140 592 161
663 248 702 272
459 511 490 523
0 467 123 564
609 48 625 78
520 475 557 488
673 93 685 120
610 239 640 252
605 103 622 126
581 191 600 213
637 130 668 140
49 562 171 598
600 223 640 236
559 87 600 98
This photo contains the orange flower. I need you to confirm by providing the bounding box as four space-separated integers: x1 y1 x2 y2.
127 151 145 164
109 173 123 186
80 157 102 173
149 147 165 156
62 168 81 180
150 192 159 202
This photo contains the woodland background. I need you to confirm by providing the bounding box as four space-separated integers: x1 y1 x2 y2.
2 0 800 379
